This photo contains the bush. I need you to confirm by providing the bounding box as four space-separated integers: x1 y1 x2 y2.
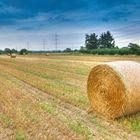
19 49 29 55
0 50 4 54
79 48 140 55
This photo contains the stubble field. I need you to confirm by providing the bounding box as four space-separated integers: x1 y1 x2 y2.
0 54 140 140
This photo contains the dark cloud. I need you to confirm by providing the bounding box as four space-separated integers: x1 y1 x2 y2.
102 9 131 22
94 0 136 9
3 0 88 12
17 26 36 31
0 0 139 30
0 19 16 26
0 0 89 27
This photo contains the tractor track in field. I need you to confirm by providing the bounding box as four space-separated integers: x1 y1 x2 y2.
3 72 140 140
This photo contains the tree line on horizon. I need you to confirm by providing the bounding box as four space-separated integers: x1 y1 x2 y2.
0 48 29 55
80 31 140 55
0 31 140 55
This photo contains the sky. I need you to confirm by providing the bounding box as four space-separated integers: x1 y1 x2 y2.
0 0 140 50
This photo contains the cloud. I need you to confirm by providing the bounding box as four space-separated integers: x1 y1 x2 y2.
94 0 136 9
0 0 139 28
101 9 131 22
0 0 89 28
0 0 140 49
3 0 88 12
91 0 139 22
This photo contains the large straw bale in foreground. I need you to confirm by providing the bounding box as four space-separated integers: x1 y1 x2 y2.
87 61 140 119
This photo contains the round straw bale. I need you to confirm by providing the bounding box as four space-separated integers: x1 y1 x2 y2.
10 54 17 58
87 61 140 119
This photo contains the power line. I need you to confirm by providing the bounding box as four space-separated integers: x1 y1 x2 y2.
43 40 46 51
27 41 29 50
55 33 58 51
16 46 18 51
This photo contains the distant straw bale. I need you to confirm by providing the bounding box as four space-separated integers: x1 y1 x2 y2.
10 54 17 58
87 61 140 119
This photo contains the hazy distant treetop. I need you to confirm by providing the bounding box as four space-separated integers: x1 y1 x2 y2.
128 43 140 52
4 48 11 54
19 49 29 55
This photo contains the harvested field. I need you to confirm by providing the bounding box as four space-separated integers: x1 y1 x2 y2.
0 54 140 139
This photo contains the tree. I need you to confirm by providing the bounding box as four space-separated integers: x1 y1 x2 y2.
80 46 86 50
4 48 11 54
64 48 72 52
19 49 29 55
99 31 115 48
128 43 140 52
11 48 18 54
0 50 3 54
85 33 99 49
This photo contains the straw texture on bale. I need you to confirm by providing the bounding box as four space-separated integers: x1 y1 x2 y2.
87 61 140 119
